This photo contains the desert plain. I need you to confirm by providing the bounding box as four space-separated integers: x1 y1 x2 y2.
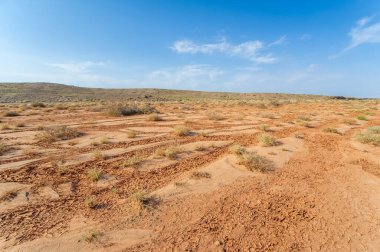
0 84 379 251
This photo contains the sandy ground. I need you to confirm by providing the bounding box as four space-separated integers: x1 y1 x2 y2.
0 100 379 251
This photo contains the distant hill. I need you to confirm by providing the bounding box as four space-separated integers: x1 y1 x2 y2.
0 82 334 103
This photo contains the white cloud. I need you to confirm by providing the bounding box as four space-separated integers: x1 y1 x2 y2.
49 61 106 74
170 39 277 64
331 15 380 58
268 35 287 46
149 64 224 87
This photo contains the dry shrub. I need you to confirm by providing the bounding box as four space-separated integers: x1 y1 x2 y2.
0 142 10 156
343 119 356 125
229 144 247 155
191 171 211 179
323 128 341 135
107 103 157 117
237 152 273 172
37 126 83 143
147 113 163 121
4 111 20 117
84 197 98 209
207 112 225 121
31 102 46 108
173 125 191 136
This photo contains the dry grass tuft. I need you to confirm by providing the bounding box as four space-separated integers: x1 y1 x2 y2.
0 142 11 156
237 151 273 172
164 146 182 159
123 156 143 167
1 124 10 130
173 125 191 136
84 197 98 209
257 133 277 147
127 131 137 138
131 190 158 209
82 229 102 243
229 144 247 155
88 168 103 182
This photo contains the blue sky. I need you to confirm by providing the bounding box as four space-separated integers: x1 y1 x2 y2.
1 0 380 97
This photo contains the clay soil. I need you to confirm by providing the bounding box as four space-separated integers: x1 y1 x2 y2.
0 99 379 251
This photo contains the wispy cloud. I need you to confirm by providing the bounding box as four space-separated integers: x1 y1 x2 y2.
331 15 380 58
299 33 312 41
170 38 280 64
48 61 106 74
149 64 224 87
268 35 287 46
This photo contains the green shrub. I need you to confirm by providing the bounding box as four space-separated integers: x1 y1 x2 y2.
357 115 368 121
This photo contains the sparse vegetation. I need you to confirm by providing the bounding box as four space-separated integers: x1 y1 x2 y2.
37 125 83 143
4 111 20 117
127 131 137 138
343 119 357 125
357 126 380 146
173 125 191 136
15 122 25 127
107 103 157 117
229 144 247 155
82 229 101 243
323 128 341 135
0 142 10 156
164 146 182 159
260 124 270 132
100 136 110 144
131 190 157 209
237 151 273 172
88 168 103 182
92 149 104 160
1 124 10 130
195 145 207 151
207 112 225 121
84 197 98 209
191 171 211 179
124 156 143 167
298 116 311 121
31 102 46 108
257 133 277 147
147 113 163 121
357 115 368 121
